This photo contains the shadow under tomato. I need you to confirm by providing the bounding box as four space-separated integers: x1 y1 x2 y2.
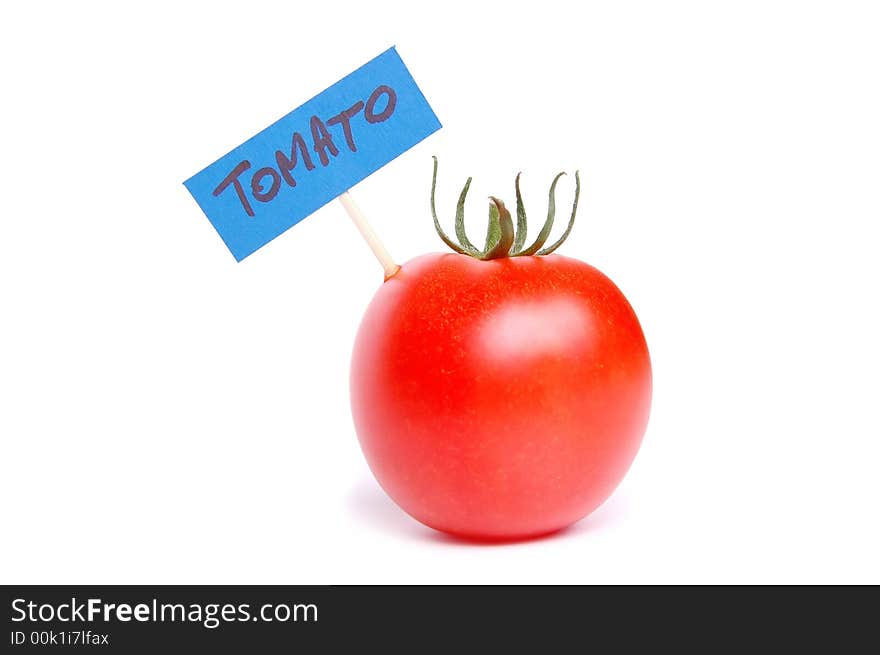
346 478 630 546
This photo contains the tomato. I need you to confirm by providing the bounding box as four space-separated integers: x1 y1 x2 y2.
350 253 651 540
349 160 651 540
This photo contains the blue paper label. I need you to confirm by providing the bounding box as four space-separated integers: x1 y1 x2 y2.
184 47 441 261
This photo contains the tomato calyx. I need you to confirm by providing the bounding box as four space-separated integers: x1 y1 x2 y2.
430 156 581 260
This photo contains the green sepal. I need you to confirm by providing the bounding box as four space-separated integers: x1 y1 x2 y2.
431 156 479 256
454 178 480 253
513 173 528 252
479 197 515 260
512 172 565 256
537 170 580 255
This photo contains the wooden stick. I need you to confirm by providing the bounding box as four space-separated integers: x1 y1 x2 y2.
338 191 400 280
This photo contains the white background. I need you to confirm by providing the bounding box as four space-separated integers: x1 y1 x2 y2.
1 1 878 584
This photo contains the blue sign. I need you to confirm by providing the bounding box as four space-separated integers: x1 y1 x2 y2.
184 47 441 261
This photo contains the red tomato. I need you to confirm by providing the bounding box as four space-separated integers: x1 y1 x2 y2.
350 252 652 540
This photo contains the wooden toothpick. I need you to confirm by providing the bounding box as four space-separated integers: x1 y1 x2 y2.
338 191 400 280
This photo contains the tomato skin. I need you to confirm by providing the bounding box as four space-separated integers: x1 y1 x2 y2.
350 252 652 540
